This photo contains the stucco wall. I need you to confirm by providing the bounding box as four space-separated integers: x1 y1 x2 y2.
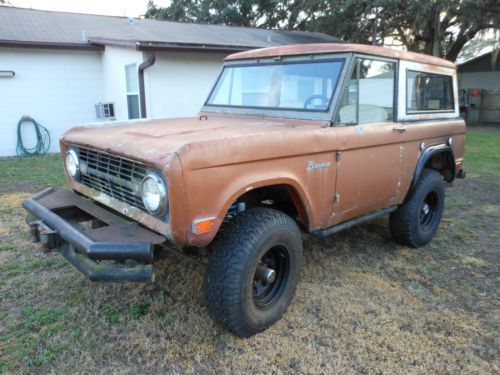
144 51 227 119
458 71 500 90
0 48 104 157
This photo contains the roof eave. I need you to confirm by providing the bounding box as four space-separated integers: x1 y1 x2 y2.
88 38 256 53
0 39 104 51
136 41 254 53
456 51 494 67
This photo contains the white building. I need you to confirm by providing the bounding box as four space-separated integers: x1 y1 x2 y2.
457 51 500 125
0 6 337 157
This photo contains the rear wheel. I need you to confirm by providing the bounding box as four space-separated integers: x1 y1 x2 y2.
390 168 445 247
203 208 303 338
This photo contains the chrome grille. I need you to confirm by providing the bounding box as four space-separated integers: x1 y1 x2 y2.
78 147 147 210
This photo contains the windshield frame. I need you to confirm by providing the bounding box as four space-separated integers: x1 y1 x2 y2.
201 53 352 121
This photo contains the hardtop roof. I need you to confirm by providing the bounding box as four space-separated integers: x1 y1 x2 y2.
226 43 456 68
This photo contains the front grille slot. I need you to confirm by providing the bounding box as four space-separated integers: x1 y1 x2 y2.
78 147 147 211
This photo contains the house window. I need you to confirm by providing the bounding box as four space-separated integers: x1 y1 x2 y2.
125 64 140 119
336 58 396 125
406 71 454 112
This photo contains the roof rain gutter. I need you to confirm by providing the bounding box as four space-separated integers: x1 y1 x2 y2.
138 54 156 119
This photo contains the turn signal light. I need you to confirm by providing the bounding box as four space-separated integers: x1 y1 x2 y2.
192 217 216 234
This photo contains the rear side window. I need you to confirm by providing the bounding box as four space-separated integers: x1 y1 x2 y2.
407 71 454 112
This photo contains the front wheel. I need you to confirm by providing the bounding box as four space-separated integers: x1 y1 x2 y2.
203 208 303 338
390 168 445 247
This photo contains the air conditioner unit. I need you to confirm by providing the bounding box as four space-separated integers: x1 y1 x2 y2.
95 102 116 120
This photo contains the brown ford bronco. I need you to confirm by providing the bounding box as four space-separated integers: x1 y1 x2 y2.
24 43 465 337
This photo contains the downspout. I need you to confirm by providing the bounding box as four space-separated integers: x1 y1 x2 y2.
138 54 156 119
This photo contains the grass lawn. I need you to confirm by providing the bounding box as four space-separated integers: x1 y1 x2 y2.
0 129 499 373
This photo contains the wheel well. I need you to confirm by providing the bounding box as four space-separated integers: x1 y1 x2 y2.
424 151 454 182
226 185 308 227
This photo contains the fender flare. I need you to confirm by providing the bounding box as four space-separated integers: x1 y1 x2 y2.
219 179 312 223
410 143 455 193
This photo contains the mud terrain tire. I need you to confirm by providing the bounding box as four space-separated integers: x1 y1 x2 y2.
390 168 445 247
203 208 303 338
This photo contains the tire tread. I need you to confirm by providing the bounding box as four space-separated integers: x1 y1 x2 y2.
203 207 302 337
390 168 444 247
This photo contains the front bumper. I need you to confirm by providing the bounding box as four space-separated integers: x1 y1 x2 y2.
23 188 166 282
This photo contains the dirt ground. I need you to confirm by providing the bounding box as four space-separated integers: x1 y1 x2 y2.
0 129 498 374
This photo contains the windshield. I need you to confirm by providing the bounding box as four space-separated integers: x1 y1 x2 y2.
206 59 344 112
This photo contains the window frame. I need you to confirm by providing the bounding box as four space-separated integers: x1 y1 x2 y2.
201 53 351 121
125 63 141 120
405 69 455 115
333 54 398 126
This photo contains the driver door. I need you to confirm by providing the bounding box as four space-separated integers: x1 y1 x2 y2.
330 56 405 225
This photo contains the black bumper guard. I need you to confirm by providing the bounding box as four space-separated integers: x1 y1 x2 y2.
23 188 166 282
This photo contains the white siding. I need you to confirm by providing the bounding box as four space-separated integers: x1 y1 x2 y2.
144 51 227 118
0 47 228 156
101 46 144 121
458 71 500 90
0 48 103 157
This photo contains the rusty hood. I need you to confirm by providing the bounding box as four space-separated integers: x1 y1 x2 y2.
62 114 331 170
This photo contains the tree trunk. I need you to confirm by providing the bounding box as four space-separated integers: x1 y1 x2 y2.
432 13 441 57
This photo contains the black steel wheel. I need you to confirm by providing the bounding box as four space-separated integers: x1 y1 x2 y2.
252 245 290 310
390 168 445 247
419 191 439 231
203 208 303 338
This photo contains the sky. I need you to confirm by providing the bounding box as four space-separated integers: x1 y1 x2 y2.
7 0 170 17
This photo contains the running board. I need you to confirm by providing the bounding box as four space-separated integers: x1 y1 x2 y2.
312 206 397 238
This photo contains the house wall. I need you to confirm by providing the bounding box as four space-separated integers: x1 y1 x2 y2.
0 48 103 157
144 51 227 119
458 71 500 90
101 46 144 121
0 46 228 157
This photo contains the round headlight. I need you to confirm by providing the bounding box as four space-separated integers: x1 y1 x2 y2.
141 173 168 215
65 149 80 179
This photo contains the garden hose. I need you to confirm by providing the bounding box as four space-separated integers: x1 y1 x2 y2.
16 115 51 157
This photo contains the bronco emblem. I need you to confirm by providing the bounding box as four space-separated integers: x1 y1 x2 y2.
306 160 332 171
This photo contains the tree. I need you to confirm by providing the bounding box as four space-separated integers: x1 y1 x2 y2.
310 0 500 61
144 0 282 27
145 0 500 61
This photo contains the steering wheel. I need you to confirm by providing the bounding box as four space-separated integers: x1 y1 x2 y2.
303 95 330 109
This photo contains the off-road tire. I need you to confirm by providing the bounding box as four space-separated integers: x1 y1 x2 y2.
203 208 303 338
390 168 445 247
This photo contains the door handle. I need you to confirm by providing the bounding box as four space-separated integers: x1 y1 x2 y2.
392 126 407 133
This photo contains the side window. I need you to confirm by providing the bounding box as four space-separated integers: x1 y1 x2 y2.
406 71 454 112
125 64 140 119
336 58 396 125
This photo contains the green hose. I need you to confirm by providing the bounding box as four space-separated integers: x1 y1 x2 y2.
16 115 51 157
